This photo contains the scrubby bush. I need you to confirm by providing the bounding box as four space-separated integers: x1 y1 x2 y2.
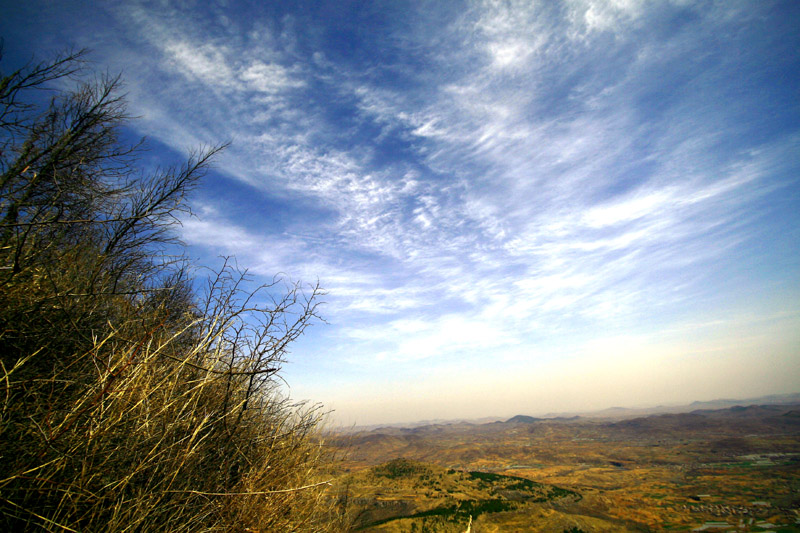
0 47 343 531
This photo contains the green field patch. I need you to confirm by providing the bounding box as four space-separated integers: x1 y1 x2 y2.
466 470 581 501
358 499 519 529
373 458 431 479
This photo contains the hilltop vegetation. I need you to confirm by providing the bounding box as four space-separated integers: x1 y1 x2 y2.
0 49 342 531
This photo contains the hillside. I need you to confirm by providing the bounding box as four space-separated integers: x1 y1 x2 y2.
332 403 800 531
0 50 338 531
335 459 632 532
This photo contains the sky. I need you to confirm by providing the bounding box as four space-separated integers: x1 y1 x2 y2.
2 0 799 426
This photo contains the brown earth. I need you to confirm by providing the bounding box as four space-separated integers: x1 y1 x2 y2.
327 404 800 532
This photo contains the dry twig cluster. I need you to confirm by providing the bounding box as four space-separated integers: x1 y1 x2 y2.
0 47 344 531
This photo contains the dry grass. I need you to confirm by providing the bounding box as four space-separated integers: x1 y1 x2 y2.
0 274 346 531
0 48 349 532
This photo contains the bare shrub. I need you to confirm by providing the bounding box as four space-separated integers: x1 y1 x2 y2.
0 47 344 531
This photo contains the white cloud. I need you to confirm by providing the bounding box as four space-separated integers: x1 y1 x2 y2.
163 40 237 88
83 0 800 418
240 61 304 93
567 0 645 37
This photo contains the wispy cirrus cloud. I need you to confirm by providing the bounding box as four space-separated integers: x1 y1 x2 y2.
11 0 796 422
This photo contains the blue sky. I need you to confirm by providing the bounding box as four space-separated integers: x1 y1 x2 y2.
3 0 799 425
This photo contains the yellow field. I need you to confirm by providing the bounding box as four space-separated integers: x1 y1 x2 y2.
329 409 800 531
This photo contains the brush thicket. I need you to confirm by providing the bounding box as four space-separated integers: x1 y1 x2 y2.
1 48 345 531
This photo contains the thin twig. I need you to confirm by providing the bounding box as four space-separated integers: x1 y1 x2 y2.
165 479 332 496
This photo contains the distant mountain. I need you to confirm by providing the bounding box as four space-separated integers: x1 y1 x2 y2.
576 392 800 420
609 413 717 432
333 392 800 431
686 393 800 411
506 415 542 424
690 404 800 418
606 404 800 435
335 402 800 467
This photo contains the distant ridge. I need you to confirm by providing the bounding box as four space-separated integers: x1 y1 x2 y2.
334 392 800 430
605 403 800 435
561 392 800 420
505 415 542 424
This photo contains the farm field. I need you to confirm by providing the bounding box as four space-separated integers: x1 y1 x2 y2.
329 404 800 532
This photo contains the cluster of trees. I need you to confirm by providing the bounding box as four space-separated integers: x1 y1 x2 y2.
0 48 344 531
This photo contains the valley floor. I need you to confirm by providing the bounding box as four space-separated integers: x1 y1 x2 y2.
328 404 800 532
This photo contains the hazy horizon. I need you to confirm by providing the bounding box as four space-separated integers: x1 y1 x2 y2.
330 391 800 429
4 0 799 427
